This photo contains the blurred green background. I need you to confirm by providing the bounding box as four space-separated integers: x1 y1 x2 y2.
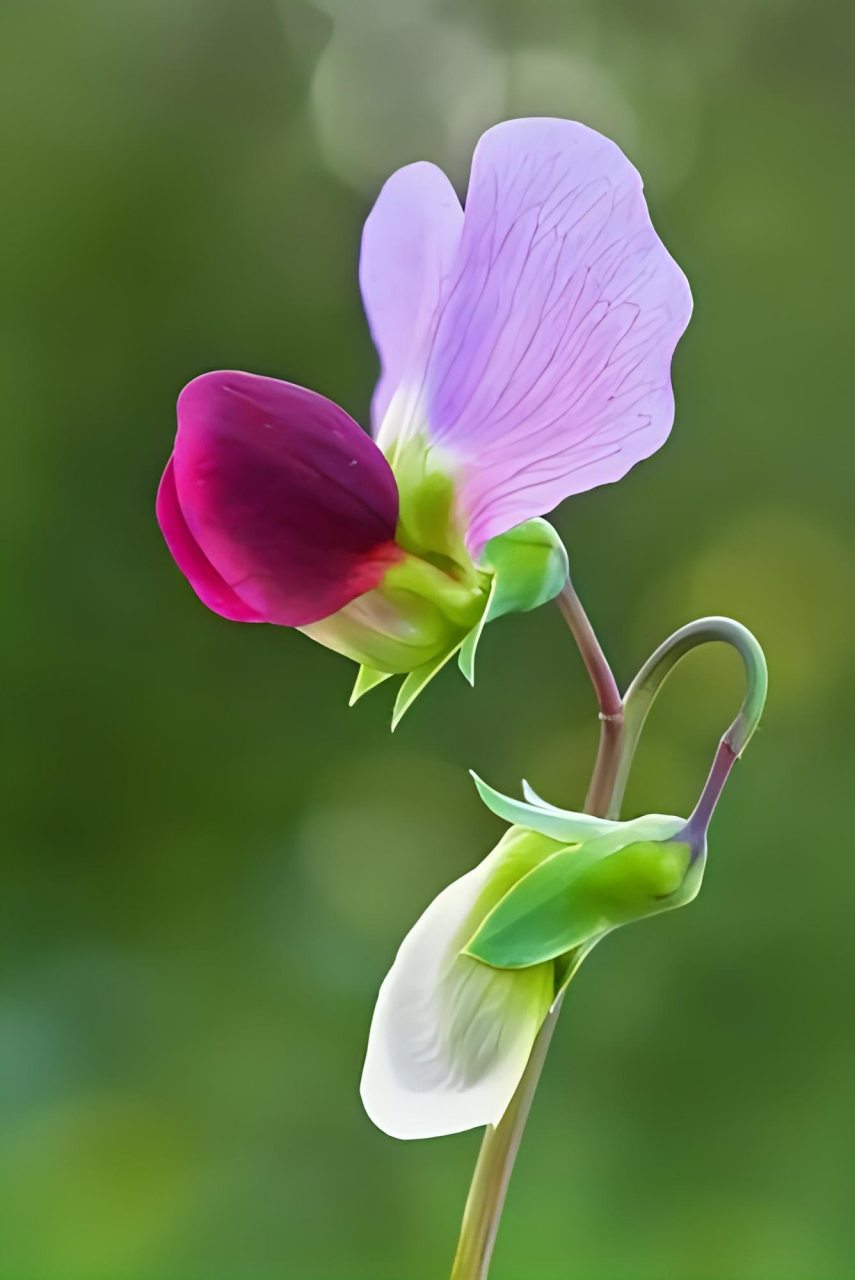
3 0 852 1277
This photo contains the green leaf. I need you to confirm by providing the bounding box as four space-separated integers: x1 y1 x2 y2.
466 820 689 969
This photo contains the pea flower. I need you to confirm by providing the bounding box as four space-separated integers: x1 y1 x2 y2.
157 119 691 722
360 774 706 1139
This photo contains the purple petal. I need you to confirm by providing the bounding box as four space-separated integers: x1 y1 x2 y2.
359 162 463 435
364 120 692 553
161 371 402 627
440 120 692 549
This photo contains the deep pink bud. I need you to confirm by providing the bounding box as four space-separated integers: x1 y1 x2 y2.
157 371 403 627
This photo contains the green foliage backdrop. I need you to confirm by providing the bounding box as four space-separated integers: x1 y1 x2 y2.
3 1 852 1276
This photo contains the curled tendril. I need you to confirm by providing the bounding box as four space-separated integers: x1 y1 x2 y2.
610 616 768 823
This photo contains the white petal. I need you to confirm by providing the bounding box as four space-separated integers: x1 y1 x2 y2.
361 837 555 1140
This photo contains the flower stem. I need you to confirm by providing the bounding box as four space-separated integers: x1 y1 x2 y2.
681 738 736 846
450 576 624 1280
449 610 767 1279
554 578 622 718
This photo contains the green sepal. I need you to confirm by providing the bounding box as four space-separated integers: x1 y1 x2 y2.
465 816 688 969
458 518 568 685
521 778 562 810
457 577 497 686
471 772 620 844
391 642 464 731
349 665 393 706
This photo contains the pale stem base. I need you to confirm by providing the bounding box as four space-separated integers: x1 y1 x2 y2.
449 1003 562 1280
449 577 624 1280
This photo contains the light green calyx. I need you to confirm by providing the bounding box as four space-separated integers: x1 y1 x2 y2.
466 832 694 969
465 775 704 972
340 435 568 725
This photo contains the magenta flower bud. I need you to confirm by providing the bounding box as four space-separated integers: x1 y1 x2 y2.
157 371 405 627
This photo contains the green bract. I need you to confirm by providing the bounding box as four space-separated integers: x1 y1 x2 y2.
465 775 705 974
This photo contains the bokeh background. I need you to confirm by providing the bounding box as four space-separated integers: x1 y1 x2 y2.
3 0 853 1276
